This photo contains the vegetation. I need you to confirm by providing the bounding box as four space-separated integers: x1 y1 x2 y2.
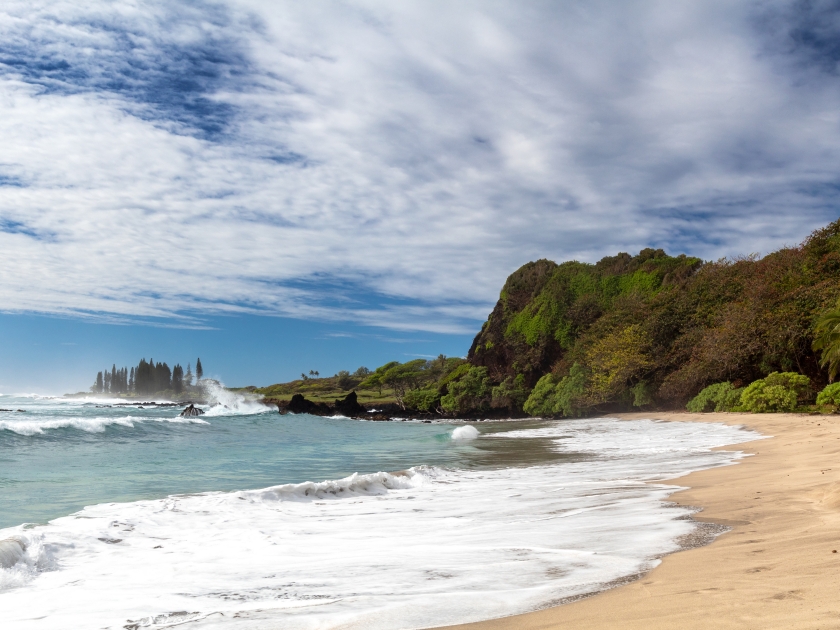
462 218 840 417
91 358 203 397
812 304 840 381
739 372 811 413
685 382 743 413
256 356 469 410
251 218 840 418
816 382 840 406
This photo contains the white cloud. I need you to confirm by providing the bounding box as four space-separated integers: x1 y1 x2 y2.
0 0 839 333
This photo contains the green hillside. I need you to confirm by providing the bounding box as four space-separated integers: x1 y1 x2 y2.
465 218 840 414
257 219 840 417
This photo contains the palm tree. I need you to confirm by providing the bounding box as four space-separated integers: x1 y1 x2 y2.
813 305 840 381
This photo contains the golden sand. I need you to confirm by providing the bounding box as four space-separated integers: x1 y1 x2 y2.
435 412 840 630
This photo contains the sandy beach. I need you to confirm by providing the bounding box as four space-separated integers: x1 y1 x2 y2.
436 411 840 630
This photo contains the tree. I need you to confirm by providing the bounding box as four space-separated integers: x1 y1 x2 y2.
813 305 840 381
196 358 204 381
353 366 371 378
103 369 112 393
129 367 135 392
440 366 490 414
172 364 184 394
584 324 651 405
360 361 400 396
381 359 427 408
95 371 104 393
336 370 354 390
155 362 172 391
185 364 193 387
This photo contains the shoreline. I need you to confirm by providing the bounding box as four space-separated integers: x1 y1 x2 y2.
433 411 840 630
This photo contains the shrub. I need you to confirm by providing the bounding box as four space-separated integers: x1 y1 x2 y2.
403 388 440 412
523 363 587 417
630 381 653 407
686 382 744 413
491 374 529 411
763 372 810 398
740 372 809 413
440 367 490 414
552 363 587 416
816 382 840 406
523 374 557 416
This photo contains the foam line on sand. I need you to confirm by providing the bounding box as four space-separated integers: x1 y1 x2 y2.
434 411 840 630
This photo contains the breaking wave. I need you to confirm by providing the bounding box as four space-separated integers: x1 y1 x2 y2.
245 467 432 503
0 415 207 436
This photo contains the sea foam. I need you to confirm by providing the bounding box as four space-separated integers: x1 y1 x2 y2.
0 418 762 630
0 415 207 436
451 425 480 440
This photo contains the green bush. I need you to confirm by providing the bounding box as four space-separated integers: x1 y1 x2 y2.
522 374 557 416
630 381 653 407
552 363 587 416
523 363 587 417
491 374 529 411
403 388 440 412
686 382 744 413
440 367 490 414
740 372 809 413
763 372 810 397
816 382 840 406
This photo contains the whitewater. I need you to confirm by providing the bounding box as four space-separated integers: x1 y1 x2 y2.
0 393 762 629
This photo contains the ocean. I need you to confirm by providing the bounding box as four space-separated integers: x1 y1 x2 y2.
0 391 761 630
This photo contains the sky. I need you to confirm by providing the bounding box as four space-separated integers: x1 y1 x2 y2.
2 0 840 393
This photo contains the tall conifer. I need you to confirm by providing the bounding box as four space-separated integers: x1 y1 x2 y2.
196 358 203 381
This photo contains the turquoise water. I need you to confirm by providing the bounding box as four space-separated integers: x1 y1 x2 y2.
0 394 558 529
0 393 763 629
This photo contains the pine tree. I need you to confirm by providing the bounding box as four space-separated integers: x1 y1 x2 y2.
154 362 172 392
129 367 135 392
95 371 104 393
135 359 152 395
196 358 203 381
185 363 193 387
104 370 112 393
172 364 184 394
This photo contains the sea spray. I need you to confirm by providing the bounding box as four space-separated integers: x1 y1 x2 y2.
199 380 272 416
451 424 480 440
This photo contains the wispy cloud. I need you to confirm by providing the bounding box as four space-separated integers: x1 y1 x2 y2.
1 0 839 334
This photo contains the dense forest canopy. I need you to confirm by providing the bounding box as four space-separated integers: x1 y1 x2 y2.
464 218 840 414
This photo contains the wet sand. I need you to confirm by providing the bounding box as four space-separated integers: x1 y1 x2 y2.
434 412 840 630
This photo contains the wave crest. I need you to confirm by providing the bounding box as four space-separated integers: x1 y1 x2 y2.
246 467 434 502
0 415 207 436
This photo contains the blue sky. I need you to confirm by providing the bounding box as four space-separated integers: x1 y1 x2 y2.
1 1 840 392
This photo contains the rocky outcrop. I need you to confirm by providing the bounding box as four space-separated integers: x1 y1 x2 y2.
334 391 365 416
276 392 396 419
284 393 332 415
179 404 205 417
